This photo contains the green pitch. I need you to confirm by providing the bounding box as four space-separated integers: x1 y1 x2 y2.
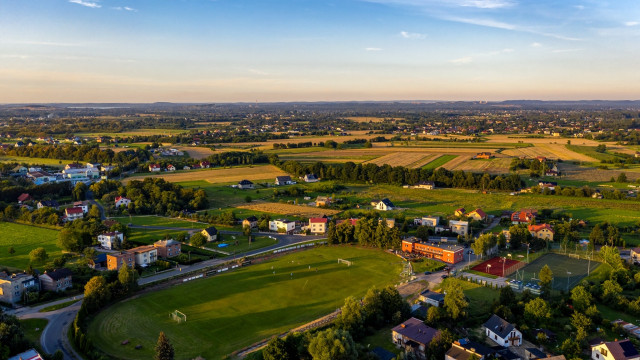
88 246 403 360
0 222 61 270
508 253 600 291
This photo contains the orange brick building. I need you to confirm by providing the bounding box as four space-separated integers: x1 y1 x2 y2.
107 252 135 271
402 238 464 264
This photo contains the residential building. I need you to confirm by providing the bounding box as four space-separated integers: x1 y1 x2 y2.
483 314 522 347
454 207 466 217
0 272 39 305
418 289 445 307
86 162 101 169
154 239 181 258
149 164 161 172
106 252 135 271
73 201 90 213
466 208 488 222
8 349 44 360
37 200 59 209
64 207 84 221
374 198 395 211
200 161 211 168
402 238 464 264
391 317 441 360
202 226 218 241
511 209 537 224
309 218 328 234
315 196 331 207
591 340 640 360
538 181 557 191
89 253 107 269
275 175 293 185
446 339 494 360
39 268 73 292
415 181 435 190
304 174 319 182
528 224 554 241
167 164 176 171
449 220 469 236
114 196 131 208
17 193 32 204
269 219 296 234
242 216 258 229
129 245 158 267
13 165 28 174
27 171 57 185
98 231 124 250
238 179 254 189
414 216 440 227
65 163 83 170
631 247 640 264
474 152 493 159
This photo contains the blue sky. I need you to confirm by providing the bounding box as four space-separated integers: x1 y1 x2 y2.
0 0 639 102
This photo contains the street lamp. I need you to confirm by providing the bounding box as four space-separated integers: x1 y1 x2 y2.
566 271 572 292
487 264 492 275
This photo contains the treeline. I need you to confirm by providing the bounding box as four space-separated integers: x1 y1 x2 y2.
139 151 276 173
277 160 524 190
531 184 639 201
327 218 402 249
0 179 72 204
1 144 151 166
510 158 555 175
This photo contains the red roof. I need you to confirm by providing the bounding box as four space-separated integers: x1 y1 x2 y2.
528 224 554 233
469 208 487 218
309 218 328 224
511 210 536 223
149 164 160 169
65 207 84 215
337 219 359 226
17 193 31 202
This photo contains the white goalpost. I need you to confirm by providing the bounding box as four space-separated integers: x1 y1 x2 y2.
337 259 353 267
170 310 187 323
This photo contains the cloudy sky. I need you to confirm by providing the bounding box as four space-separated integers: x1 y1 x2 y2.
0 0 639 102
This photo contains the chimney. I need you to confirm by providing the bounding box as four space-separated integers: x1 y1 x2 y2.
401 324 406 328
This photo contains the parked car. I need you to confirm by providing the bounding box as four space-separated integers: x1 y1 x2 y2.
441 274 448 279
424 271 431 275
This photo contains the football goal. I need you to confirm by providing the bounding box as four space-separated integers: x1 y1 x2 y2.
337 259 352 266
170 310 187 323
568 253 581 259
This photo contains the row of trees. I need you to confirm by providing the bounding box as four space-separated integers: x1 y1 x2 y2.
0 144 151 166
326 218 402 249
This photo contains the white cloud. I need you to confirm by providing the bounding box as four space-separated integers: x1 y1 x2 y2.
69 0 101 8
365 47 383 51
625 21 639 27
574 5 585 10
400 31 427 39
362 0 515 10
530 42 542 47
450 56 473 64
112 6 137 11
459 0 515 9
552 48 583 53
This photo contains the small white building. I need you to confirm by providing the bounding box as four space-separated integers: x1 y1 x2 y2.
483 314 522 347
129 245 158 267
449 220 469 236
269 219 296 234
374 198 395 211
415 216 439 227
115 196 131 208
98 231 124 250
304 174 319 183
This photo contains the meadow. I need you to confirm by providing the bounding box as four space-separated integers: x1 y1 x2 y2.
0 156 67 168
123 165 288 185
88 246 403 360
0 222 61 270
421 154 458 170
112 216 207 229
237 202 341 217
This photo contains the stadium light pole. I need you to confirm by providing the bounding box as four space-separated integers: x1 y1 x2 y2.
566 271 572 292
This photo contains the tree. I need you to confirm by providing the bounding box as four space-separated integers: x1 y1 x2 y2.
243 225 252 237
88 204 101 219
571 311 592 342
155 331 175 360
600 245 624 269
8 246 15 255
443 281 468 320
176 231 188 243
508 225 531 250
29 247 48 264
524 298 551 327
471 234 495 259
602 280 622 303
334 296 364 339
245 195 252 203
539 265 553 289
427 329 455 360
190 233 206 247
307 328 357 360
73 182 88 201
263 337 291 360
118 263 137 292
57 228 91 253
425 306 442 326
617 172 628 183
84 276 108 299
499 286 516 307
570 286 593 312
416 226 431 242
560 338 581 359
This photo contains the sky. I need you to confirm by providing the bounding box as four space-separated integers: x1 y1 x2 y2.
0 0 639 102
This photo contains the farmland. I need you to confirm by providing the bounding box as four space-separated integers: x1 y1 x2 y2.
0 156 67 168
123 165 289 185
0 222 61 270
88 246 403 360
444 157 512 174
237 202 341 217
364 153 438 168
421 154 458 170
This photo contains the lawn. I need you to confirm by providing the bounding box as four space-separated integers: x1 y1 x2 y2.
88 246 403 360
436 277 499 320
20 318 48 347
177 180 275 208
0 222 61 270
421 155 458 170
112 216 208 229
411 258 446 273
507 253 600 291
566 145 621 163
0 156 66 168
39 299 80 313
211 235 278 255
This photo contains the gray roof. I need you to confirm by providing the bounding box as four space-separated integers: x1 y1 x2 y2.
392 317 440 346
420 290 445 302
483 314 516 339
43 268 72 281
599 340 640 360
203 226 218 236
238 179 253 185
276 176 292 181
380 198 395 207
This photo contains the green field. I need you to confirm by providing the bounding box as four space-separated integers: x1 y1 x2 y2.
212 235 278 254
565 145 621 163
421 155 458 170
88 246 402 360
507 253 599 291
0 222 61 270
436 277 499 319
20 318 48 347
0 156 66 168
411 258 446 273
112 216 208 229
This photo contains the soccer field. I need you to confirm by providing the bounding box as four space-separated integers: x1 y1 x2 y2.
88 246 403 360
0 222 61 270
508 253 599 291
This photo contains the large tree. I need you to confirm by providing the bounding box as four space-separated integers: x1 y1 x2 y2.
155 332 175 360
539 265 553 290
307 328 357 360
189 233 206 247
28 247 48 264
570 286 593 312
443 281 468 320
263 337 291 360
334 296 364 340
524 298 551 327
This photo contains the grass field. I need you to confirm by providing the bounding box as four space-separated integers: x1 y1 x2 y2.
123 165 289 185
0 222 61 270
20 318 48 347
112 216 207 229
364 153 435 168
421 155 458 170
507 253 599 291
177 180 274 208
445 157 513 174
0 156 66 168
435 277 499 319
211 235 278 254
237 202 341 217
88 246 403 360
411 258 446 273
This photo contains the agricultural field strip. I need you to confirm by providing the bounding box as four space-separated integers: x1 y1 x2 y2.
237 202 341 217
364 152 435 168
437 155 472 170
420 154 458 170
122 165 289 185
447 158 513 174
407 154 440 169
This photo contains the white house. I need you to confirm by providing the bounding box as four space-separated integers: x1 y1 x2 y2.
483 314 522 347
304 174 319 183
269 219 296 234
64 207 84 221
149 164 161 172
115 196 131 208
167 164 176 172
449 220 469 236
201 227 218 242
415 216 439 227
592 340 640 360
374 198 395 211
275 176 293 186
129 245 157 267
98 231 124 250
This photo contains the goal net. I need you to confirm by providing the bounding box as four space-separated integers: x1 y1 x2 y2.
170 310 187 323
337 259 352 266
568 253 581 259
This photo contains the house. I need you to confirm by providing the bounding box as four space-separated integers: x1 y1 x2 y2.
483 314 522 347
449 220 469 236
242 216 258 229
528 224 554 241
402 238 465 264
525 348 549 360
14 141 24 147
275 175 293 185
37 200 59 209
382 218 396 228
374 198 395 211
415 216 439 227
183 165 191 170
454 207 466 217
8 349 45 360
115 196 131 208
466 208 488 222
545 170 559 177
86 162 101 169
391 317 441 360
27 171 57 185
511 209 537 224
630 247 640 264
538 181 557 191
415 181 436 190
535 156 547 162
315 196 331 207
238 179 254 189
89 253 108 269
64 207 84 221
17 193 32 204
106 252 135 271
149 164 161 172
309 218 328 234
0 271 39 305
154 239 181 258
129 245 158 267
304 174 319 183
591 339 640 360
200 161 211 168
202 226 218 241
39 268 73 292
167 164 176 171
13 165 28 174
474 152 493 159
73 201 90 213
98 231 124 250
269 219 296 234
418 289 445 307
446 339 494 360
